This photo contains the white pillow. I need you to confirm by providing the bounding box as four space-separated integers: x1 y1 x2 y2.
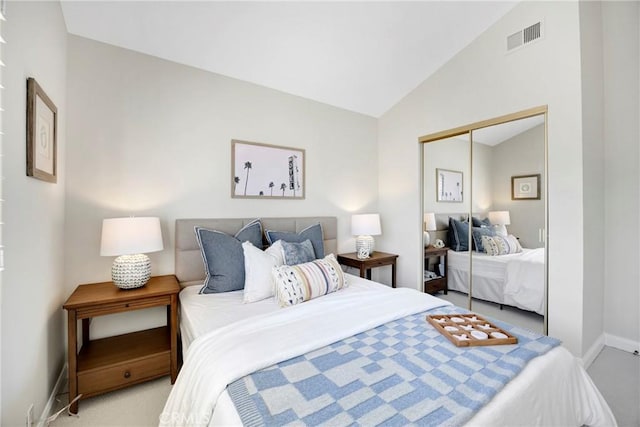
242 240 284 303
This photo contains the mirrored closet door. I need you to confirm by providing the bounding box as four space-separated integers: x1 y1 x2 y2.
422 133 472 309
420 107 548 334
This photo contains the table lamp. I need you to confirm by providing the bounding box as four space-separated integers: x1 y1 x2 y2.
351 213 381 259
488 211 510 236
424 212 436 247
100 217 163 289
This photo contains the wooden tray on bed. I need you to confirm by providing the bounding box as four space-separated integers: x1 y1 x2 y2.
426 313 518 347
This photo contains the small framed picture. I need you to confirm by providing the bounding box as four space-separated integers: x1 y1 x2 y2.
512 174 541 200
436 168 463 202
231 140 305 199
26 78 58 183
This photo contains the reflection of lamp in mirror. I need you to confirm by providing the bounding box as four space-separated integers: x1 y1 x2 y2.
488 211 510 236
423 213 436 247
351 214 381 259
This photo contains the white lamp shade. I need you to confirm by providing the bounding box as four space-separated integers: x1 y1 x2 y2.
100 217 163 256
351 214 381 236
424 213 437 231
488 211 511 225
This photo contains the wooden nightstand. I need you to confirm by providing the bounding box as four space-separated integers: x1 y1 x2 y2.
337 251 399 288
63 275 180 414
424 246 448 294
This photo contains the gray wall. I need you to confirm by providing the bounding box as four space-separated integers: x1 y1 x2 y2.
65 35 379 339
579 1 606 361
601 2 639 351
490 124 545 249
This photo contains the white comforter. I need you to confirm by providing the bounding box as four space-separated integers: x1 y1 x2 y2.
504 248 545 314
448 249 546 315
161 277 615 426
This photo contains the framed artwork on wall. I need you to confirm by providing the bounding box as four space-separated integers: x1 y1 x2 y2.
512 174 541 200
231 140 305 199
26 77 58 183
436 168 463 202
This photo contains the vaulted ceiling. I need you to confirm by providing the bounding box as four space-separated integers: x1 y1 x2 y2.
60 1 517 118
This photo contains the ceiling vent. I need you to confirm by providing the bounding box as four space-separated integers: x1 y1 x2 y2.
507 21 543 53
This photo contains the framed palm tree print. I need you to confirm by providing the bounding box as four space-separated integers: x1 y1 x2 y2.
231 140 305 199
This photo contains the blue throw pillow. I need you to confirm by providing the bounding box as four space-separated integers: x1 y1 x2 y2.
448 217 470 251
195 219 263 294
266 223 325 259
472 227 496 252
281 239 316 265
472 216 492 228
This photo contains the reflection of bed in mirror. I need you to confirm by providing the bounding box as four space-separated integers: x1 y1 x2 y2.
447 248 545 315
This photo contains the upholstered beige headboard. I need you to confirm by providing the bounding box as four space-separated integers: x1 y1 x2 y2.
175 217 338 287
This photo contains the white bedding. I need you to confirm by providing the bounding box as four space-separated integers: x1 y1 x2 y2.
179 286 278 353
447 248 545 315
163 274 614 427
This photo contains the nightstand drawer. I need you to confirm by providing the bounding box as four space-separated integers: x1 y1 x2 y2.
78 353 170 397
425 277 446 294
76 295 171 318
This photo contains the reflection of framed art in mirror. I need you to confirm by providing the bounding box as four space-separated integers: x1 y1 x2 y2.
436 168 463 202
511 174 541 200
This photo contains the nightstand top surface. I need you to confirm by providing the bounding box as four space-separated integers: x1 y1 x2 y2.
424 246 450 255
337 251 398 262
64 275 180 309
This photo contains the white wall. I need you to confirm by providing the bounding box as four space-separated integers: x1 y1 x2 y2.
579 1 606 358
602 2 639 349
378 1 587 355
2 2 67 425
65 36 379 337
472 142 493 215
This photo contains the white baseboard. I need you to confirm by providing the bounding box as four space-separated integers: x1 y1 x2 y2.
605 333 640 354
582 333 640 368
37 363 67 427
581 333 606 368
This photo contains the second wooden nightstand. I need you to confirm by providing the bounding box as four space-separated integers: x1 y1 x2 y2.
63 275 180 414
337 251 398 288
424 246 448 294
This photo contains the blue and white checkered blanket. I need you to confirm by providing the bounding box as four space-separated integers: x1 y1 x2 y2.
228 306 560 427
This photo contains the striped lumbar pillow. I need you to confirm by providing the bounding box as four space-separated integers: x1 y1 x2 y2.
273 254 347 307
482 234 523 256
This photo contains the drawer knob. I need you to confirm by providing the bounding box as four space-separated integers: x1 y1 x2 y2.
124 370 131 379
125 303 130 308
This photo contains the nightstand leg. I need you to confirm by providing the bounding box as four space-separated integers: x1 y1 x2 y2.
365 269 372 281
68 310 79 414
391 263 397 288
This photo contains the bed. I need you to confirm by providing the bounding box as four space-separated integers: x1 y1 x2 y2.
447 248 545 315
161 216 614 426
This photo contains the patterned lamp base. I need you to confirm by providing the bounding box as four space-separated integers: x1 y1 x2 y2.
355 235 375 259
112 254 151 289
